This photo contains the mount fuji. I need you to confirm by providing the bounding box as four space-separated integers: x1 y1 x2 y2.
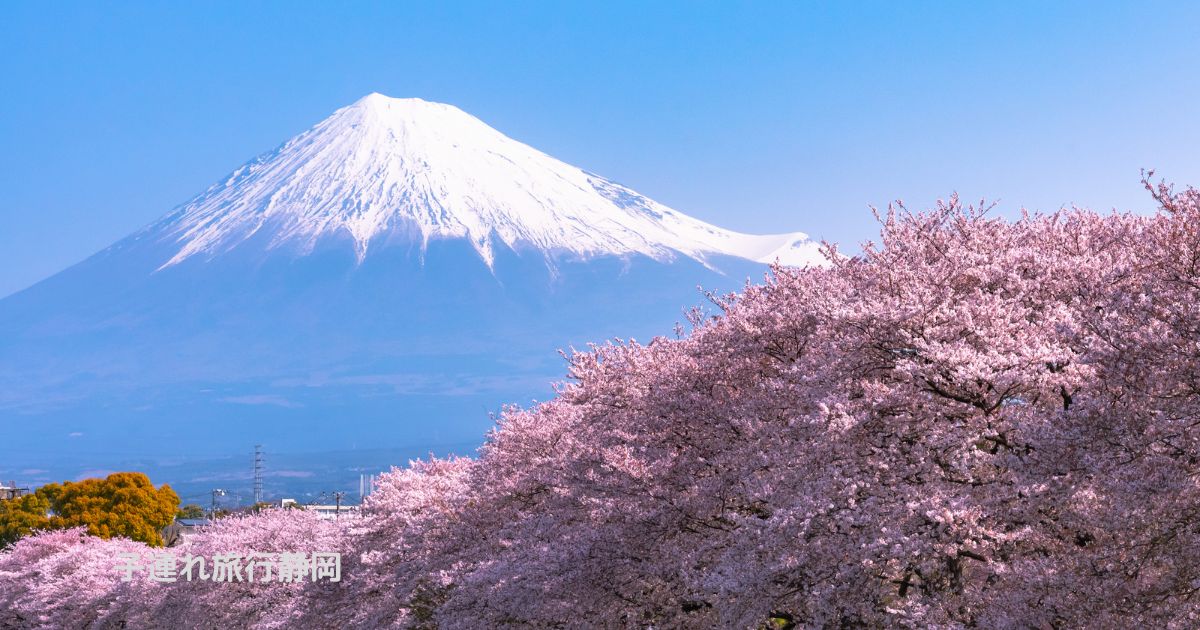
0 94 821 491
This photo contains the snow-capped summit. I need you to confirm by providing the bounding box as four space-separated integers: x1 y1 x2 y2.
148 93 822 269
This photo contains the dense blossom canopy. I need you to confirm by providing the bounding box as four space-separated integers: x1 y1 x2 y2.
4 181 1200 628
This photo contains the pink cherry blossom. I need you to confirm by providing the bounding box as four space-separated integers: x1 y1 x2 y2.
6 179 1200 628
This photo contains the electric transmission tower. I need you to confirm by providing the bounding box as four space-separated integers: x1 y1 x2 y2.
253 444 264 505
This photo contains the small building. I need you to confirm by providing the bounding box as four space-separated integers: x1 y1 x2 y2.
279 498 358 520
161 518 211 547
0 482 30 501
304 504 359 520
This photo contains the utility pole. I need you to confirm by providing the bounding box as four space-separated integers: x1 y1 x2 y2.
253 445 264 505
333 491 345 520
210 488 226 518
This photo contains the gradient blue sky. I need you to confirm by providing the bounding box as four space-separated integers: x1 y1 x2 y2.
2 1 1198 297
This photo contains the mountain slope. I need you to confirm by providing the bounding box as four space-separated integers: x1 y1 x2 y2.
0 94 824 493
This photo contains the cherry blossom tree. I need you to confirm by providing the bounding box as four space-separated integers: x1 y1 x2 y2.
0 528 162 629
308 456 476 628
148 508 351 628
5 180 1200 628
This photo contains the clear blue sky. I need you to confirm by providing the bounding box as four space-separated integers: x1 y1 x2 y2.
2 1 1198 297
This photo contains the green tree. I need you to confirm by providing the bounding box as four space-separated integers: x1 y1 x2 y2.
176 504 206 519
0 472 179 547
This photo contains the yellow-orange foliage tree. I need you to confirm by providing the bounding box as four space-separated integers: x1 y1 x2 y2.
0 472 178 547
0 493 52 548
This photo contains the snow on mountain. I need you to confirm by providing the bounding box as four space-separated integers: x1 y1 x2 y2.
146 93 822 270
